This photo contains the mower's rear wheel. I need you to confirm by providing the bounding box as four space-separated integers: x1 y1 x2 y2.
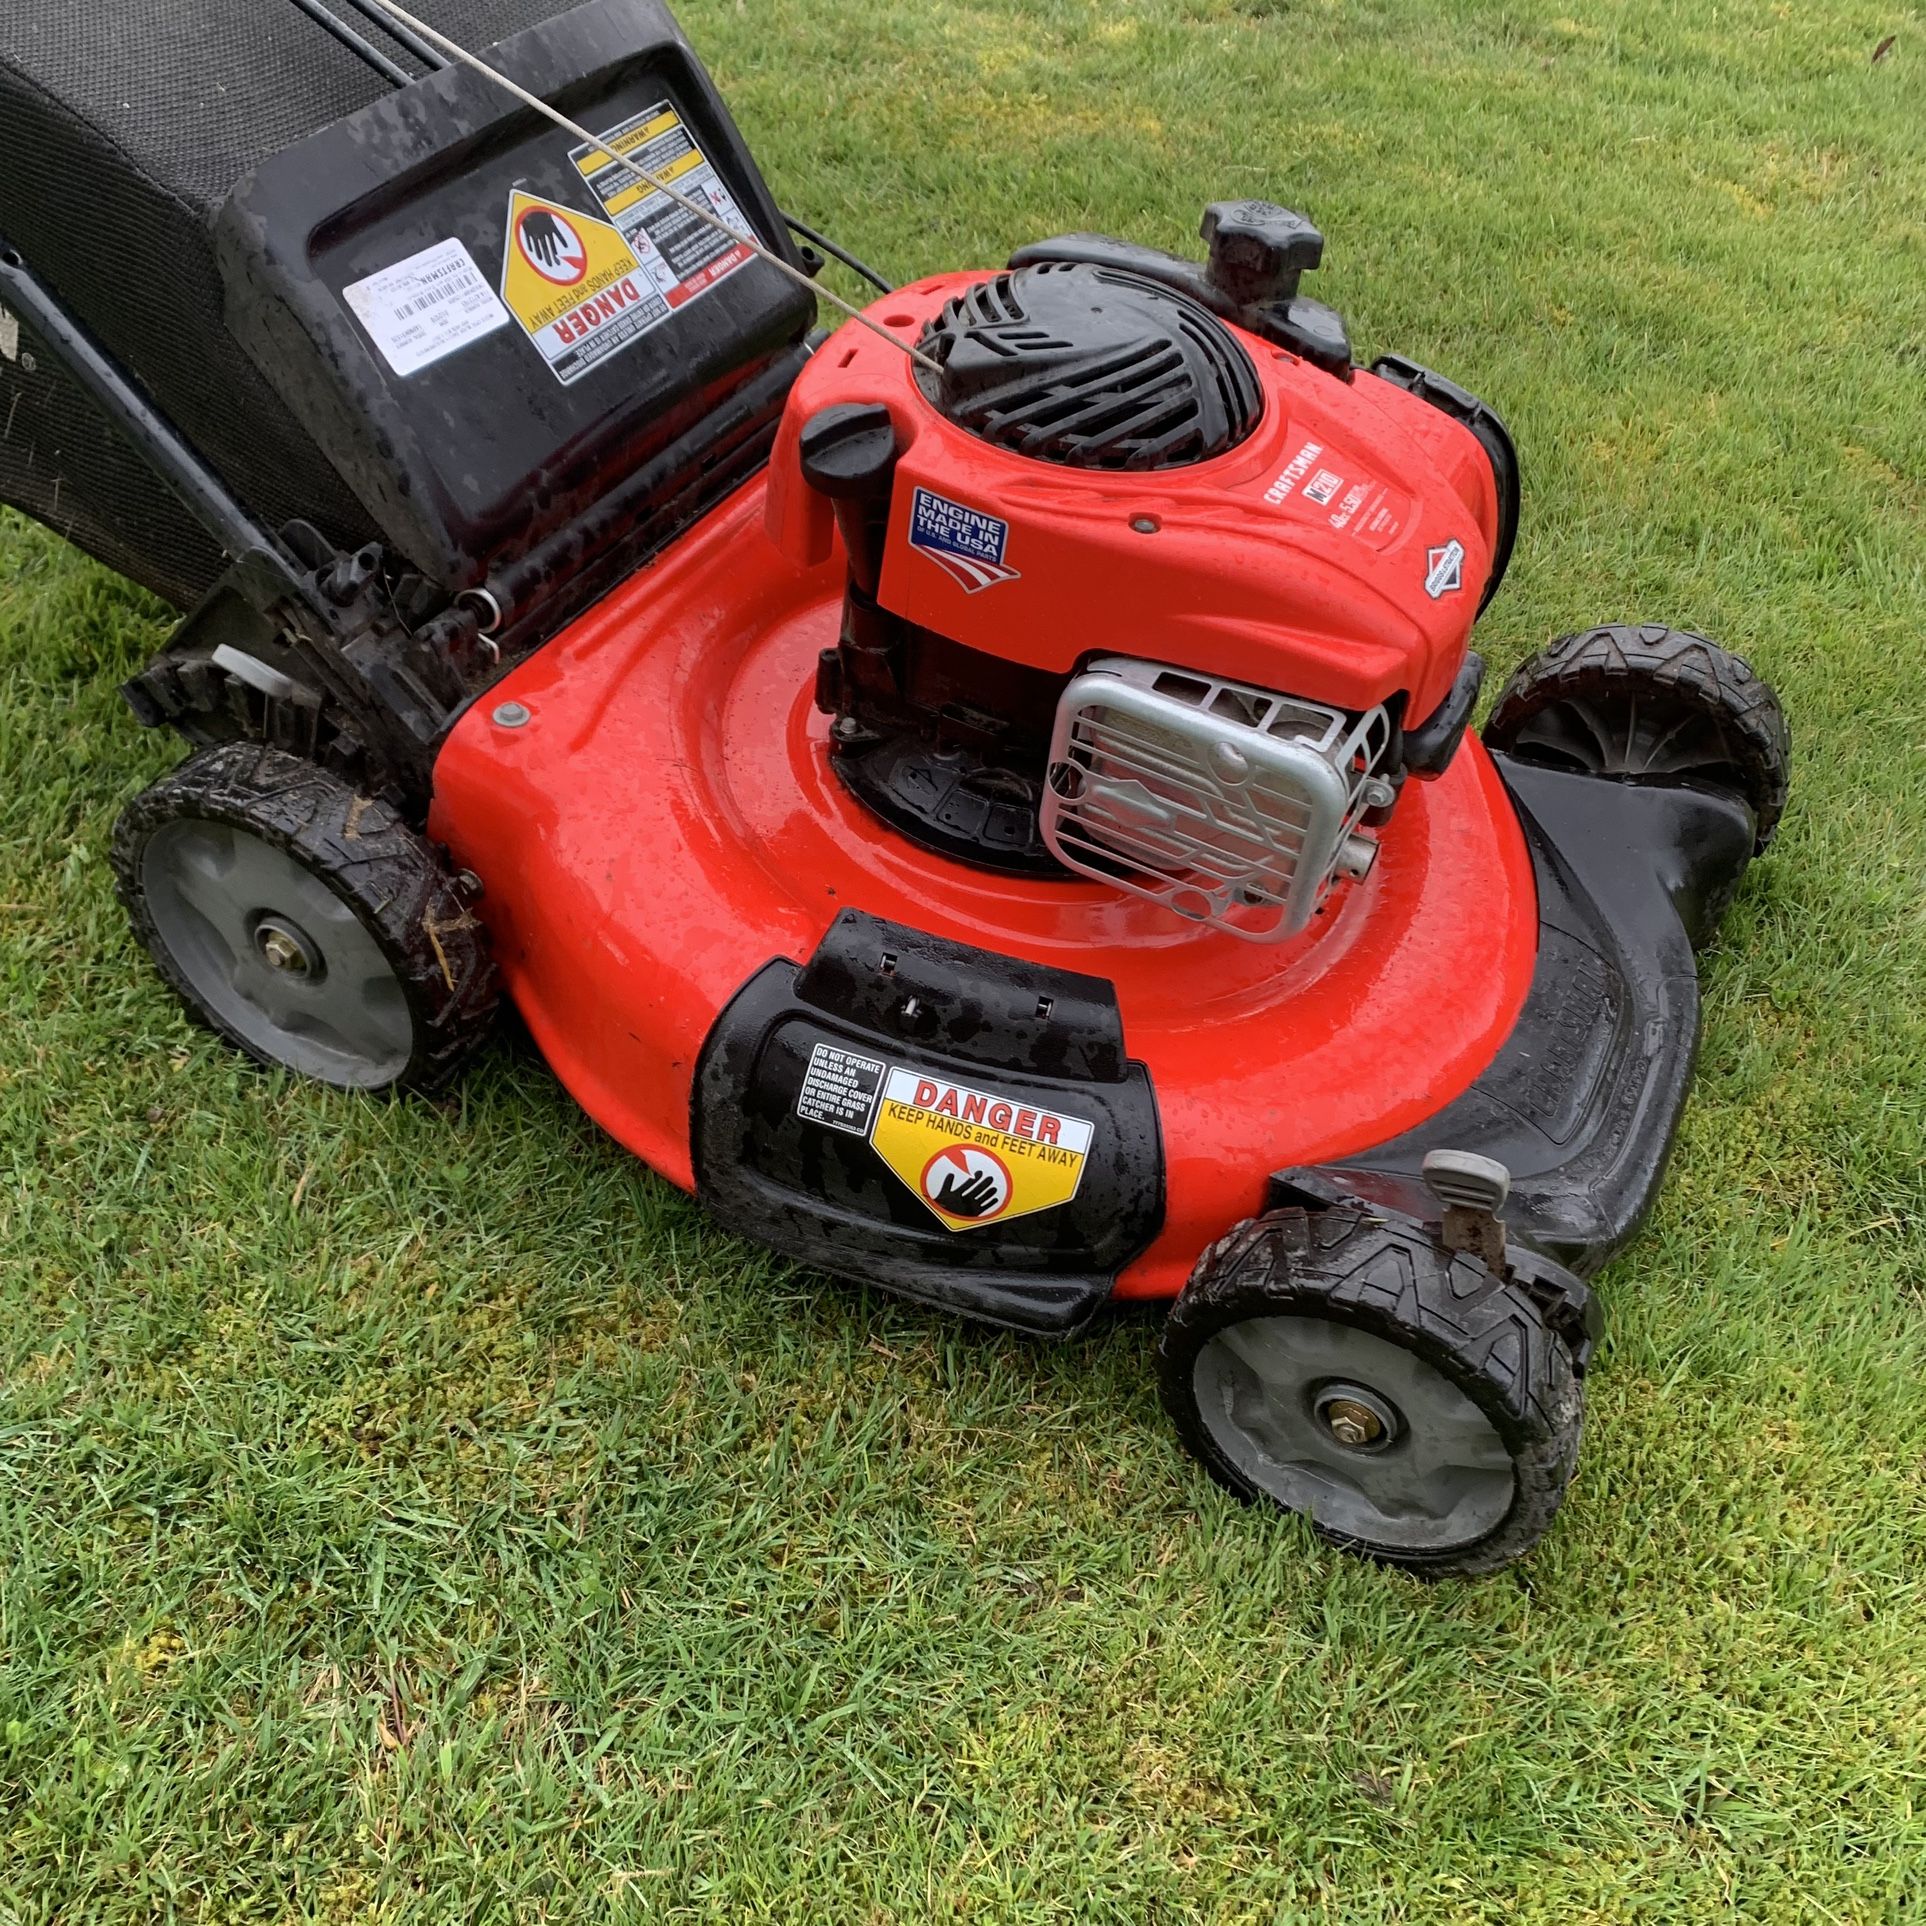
1158 1205 1582 1577
112 744 496 1094
1482 624 1790 854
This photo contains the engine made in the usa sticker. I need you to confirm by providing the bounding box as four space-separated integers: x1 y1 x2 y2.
908 489 1022 593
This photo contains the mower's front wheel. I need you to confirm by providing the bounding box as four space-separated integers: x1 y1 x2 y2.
1158 1205 1583 1577
1482 624 1790 853
112 744 497 1094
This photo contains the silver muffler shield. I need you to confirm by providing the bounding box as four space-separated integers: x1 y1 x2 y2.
1042 658 1390 940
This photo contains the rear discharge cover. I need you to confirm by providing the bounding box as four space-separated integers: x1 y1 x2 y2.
218 0 815 591
0 0 812 603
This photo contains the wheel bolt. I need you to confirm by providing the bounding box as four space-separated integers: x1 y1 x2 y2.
255 922 312 974
1322 1397 1384 1448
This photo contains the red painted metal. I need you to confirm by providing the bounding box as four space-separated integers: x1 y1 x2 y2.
765 274 1504 726
432 442 1537 1301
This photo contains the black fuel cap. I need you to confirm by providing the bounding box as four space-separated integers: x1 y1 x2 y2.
1201 201 1325 307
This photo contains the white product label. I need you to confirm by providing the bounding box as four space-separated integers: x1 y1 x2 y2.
0 307 17 363
343 238 511 378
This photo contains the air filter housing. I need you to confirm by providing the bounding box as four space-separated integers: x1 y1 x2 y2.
917 261 1262 471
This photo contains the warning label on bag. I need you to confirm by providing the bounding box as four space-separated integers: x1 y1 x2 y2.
863 1068 1094 1232
499 191 674 386
570 102 757 310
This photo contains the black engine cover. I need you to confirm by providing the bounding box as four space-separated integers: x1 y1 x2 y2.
918 260 1262 471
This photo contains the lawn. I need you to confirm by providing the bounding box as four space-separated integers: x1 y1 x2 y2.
2 0 1924 1917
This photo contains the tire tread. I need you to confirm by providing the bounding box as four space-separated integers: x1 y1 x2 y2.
1160 1205 1583 1577
1485 623 1790 852
111 744 497 1094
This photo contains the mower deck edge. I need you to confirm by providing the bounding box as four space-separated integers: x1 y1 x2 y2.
1273 755 1758 1278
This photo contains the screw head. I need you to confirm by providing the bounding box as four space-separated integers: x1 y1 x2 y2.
1130 515 1160 534
491 700 531 729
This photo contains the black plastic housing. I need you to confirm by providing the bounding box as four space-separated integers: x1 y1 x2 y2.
1273 755 1758 1277
918 261 1264 469
1008 201 1353 379
694 911 1165 1335
217 0 815 592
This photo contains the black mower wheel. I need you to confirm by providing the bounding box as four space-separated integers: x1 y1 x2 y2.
112 744 496 1094
1483 624 1790 854
1158 1204 1583 1577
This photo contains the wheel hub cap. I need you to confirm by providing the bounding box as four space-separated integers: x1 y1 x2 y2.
138 819 414 1088
1315 1383 1398 1451
1193 1314 1516 1552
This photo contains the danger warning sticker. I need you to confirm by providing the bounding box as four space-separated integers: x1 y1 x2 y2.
499 191 673 386
570 103 756 312
495 107 759 387
865 1068 1094 1232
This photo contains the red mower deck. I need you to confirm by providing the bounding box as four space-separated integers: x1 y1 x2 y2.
430 474 1540 1300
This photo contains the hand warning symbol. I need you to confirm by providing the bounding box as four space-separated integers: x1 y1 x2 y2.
515 206 587 285
920 1145 1012 1223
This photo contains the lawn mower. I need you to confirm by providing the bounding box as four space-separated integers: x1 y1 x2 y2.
0 0 1790 1574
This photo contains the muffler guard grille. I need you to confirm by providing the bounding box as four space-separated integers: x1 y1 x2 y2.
1042 659 1391 940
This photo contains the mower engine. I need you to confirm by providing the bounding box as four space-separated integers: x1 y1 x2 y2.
772 212 1514 940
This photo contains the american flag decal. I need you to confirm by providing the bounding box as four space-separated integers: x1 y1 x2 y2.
908 487 1021 593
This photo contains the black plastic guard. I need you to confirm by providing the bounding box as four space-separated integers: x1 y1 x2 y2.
217 0 815 594
1273 756 1757 1277
693 911 1165 1335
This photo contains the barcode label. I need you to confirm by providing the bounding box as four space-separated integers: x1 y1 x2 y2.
343 238 511 378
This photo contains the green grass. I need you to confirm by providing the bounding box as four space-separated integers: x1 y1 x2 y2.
2 0 1924 1916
